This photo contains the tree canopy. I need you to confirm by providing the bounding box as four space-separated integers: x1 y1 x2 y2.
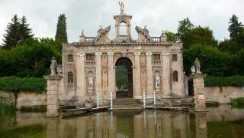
2 15 33 49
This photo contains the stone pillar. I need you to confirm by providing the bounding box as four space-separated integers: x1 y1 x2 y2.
161 52 171 97
191 73 207 111
95 52 102 94
146 52 153 98
45 76 62 117
134 52 141 99
75 52 86 99
107 52 115 98
195 112 207 138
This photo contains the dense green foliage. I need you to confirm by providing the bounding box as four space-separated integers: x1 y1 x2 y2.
0 38 61 77
0 76 45 93
230 97 244 108
204 76 244 87
2 15 33 49
55 14 68 43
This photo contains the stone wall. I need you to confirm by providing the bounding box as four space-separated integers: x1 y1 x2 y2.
0 91 46 109
205 86 244 103
16 92 46 109
0 91 15 104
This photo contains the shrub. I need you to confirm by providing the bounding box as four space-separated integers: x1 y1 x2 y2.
204 76 244 87
0 76 45 93
230 97 244 108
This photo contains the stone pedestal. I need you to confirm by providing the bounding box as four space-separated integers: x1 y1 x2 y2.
44 75 62 117
190 73 207 112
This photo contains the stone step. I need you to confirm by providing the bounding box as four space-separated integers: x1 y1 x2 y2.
113 98 141 106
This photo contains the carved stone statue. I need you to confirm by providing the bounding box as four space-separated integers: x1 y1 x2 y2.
119 1 125 14
88 77 94 88
194 57 201 73
156 73 160 88
50 57 57 76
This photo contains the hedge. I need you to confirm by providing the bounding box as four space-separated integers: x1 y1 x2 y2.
204 76 244 87
0 76 45 93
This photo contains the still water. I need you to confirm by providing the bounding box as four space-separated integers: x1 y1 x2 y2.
0 105 244 138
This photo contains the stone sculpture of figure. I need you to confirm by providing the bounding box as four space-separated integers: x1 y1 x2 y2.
156 73 160 88
194 57 201 73
88 77 93 88
119 1 125 14
50 57 57 76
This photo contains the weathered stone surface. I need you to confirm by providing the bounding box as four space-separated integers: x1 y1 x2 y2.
17 92 46 109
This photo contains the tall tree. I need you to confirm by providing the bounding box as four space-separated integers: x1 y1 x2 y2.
228 14 243 41
2 15 33 49
177 17 194 40
184 26 217 48
55 14 68 43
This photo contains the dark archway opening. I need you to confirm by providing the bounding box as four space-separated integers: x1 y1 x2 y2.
115 57 133 98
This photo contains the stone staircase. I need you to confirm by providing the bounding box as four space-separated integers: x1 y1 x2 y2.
113 98 143 110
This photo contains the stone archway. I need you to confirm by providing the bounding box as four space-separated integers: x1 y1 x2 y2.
115 57 133 98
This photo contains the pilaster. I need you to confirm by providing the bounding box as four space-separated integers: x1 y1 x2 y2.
161 52 171 97
134 52 141 98
146 52 153 98
95 52 102 94
75 52 86 98
107 52 115 98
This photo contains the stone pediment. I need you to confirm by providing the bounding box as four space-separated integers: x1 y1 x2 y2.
135 26 151 42
96 26 111 43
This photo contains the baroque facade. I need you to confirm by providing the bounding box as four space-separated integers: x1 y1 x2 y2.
59 5 185 103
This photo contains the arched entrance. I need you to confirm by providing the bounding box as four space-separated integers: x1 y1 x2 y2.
115 57 133 98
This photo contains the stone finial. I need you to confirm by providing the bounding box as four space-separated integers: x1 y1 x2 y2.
160 30 167 42
79 30 86 42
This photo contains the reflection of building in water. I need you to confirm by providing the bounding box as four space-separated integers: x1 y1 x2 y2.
58 1 185 104
45 111 196 138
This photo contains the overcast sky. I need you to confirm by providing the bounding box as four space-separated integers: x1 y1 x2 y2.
0 0 244 44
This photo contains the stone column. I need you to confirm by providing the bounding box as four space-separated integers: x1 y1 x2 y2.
75 53 86 99
146 52 153 98
95 52 102 94
134 52 141 99
191 73 207 111
161 52 171 97
107 52 115 98
44 76 62 117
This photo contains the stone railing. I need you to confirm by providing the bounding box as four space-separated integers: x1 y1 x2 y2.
85 37 96 42
85 61 96 66
150 37 161 42
152 60 162 66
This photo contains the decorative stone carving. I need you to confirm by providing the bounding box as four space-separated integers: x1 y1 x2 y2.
118 1 125 14
155 73 160 88
135 26 150 42
50 57 57 76
191 57 201 74
96 26 111 43
88 76 94 88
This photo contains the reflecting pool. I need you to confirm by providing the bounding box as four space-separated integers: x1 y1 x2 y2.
0 105 244 138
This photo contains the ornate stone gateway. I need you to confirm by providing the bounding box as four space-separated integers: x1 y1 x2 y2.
58 2 185 105
115 57 133 98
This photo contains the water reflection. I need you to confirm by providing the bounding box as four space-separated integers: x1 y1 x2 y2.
0 105 243 138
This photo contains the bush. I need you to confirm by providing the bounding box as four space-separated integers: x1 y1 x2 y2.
230 97 244 108
0 76 45 93
204 76 244 87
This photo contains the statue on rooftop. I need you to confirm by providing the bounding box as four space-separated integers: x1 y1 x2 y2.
119 1 125 14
